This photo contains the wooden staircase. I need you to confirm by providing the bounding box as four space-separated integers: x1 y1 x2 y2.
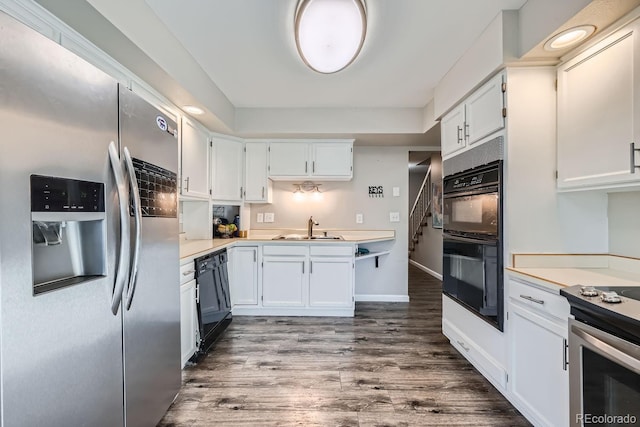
409 165 432 252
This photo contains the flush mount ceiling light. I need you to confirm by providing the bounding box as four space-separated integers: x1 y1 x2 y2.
294 0 367 74
543 25 596 51
182 105 204 115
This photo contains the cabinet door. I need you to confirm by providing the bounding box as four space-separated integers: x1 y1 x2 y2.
309 257 353 307
244 142 271 202
510 303 569 427
441 104 466 157
311 143 353 179
211 137 244 201
465 72 505 145
180 118 210 199
180 279 197 367
262 256 306 307
268 142 309 177
557 23 640 190
228 246 259 306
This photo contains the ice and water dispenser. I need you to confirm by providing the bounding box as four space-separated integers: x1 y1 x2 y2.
31 175 106 295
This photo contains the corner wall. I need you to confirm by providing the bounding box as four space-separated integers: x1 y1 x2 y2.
609 192 640 258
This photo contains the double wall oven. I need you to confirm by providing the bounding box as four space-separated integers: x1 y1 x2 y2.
442 160 503 331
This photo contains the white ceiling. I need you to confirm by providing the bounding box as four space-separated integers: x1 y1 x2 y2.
145 0 527 109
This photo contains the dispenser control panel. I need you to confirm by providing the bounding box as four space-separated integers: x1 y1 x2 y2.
31 175 104 212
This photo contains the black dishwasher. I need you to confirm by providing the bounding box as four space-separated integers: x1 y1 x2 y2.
193 249 232 359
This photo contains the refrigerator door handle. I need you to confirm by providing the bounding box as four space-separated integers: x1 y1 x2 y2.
123 147 142 310
108 141 131 315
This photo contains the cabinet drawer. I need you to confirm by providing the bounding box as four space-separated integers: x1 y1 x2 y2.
263 245 308 256
508 279 570 321
309 245 353 257
180 261 196 285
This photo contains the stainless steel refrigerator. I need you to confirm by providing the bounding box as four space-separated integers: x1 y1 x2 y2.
0 10 180 427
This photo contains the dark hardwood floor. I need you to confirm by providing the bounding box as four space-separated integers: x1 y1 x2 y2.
159 264 531 426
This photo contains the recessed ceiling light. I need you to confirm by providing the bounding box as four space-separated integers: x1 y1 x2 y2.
544 25 596 51
183 105 204 115
294 0 367 74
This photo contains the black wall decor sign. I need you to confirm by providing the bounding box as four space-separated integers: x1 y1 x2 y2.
368 186 383 198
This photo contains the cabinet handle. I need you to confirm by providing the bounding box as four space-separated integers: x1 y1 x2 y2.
456 340 470 352
563 338 569 371
312 161 315 173
630 142 640 174
310 260 313 274
464 122 469 139
195 284 200 303
262 186 265 199
253 250 256 263
302 262 304 274
182 270 195 276
185 176 190 192
519 294 545 305
456 126 462 144
305 161 308 173
240 186 243 199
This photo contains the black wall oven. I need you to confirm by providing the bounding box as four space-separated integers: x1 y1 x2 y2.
442 161 503 331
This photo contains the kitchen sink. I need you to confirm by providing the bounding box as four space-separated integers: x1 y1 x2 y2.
272 234 344 240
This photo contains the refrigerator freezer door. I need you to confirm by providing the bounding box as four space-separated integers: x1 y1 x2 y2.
0 11 124 427
118 86 181 427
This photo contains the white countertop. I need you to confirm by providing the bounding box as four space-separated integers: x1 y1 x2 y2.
506 253 640 293
180 229 395 262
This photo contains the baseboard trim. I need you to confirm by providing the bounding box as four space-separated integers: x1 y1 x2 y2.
355 294 410 302
409 259 443 281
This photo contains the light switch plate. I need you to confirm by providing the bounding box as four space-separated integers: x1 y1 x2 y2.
257 213 264 223
356 213 363 224
264 212 275 223
389 212 400 222
393 187 400 197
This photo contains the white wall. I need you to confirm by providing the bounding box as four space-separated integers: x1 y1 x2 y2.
609 192 640 258
250 146 409 300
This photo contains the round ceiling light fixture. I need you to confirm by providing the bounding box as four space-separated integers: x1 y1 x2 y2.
294 0 367 74
182 105 204 115
543 25 596 51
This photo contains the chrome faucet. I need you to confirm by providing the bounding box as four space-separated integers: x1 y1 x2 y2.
307 216 318 238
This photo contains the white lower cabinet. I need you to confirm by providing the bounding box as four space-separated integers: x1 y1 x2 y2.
262 255 306 307
507 279 570 427
309 257 353 307
228 246 259 306
180 260 198 367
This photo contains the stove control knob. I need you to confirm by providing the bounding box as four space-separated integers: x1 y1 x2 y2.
600 291 622 304
579 286 598 297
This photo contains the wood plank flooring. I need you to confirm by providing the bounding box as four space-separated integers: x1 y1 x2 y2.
158 264 531 426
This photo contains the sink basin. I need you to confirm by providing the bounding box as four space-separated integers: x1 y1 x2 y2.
272 234 344 240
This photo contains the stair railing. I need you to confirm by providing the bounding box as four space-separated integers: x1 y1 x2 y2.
409 165 432 251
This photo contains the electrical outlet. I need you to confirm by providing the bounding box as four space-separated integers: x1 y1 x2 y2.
264 212 275 223
390 212 400 222
257 213 264 223
356 213 363 224
393 187 400 197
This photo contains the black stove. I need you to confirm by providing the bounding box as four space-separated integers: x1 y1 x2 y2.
561 285 640 346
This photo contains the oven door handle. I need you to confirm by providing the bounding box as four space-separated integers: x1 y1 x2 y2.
443 233 498 245
572 324 640 375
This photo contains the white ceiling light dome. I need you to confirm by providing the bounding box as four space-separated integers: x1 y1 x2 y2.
295 0 367 74
543 25 596 51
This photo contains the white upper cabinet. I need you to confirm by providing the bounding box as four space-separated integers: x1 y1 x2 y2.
441 72 505 159
268 141 309 177
441 104 466 157
180 117 210 200
268 140 353 181
211 136 244 202
244 142 272 203
465 72 505 145
311 143 353 178
557 19 640 191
